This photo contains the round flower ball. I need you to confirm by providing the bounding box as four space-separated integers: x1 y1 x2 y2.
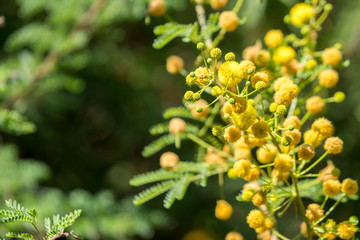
318 69 339 88
322 47 342 67
264 29 284 48
306 96 325 114
219 11 239 32
160 152 179 170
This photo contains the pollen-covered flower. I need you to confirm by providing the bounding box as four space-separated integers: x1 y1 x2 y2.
274 154 294 172
256 144 278 164
283 116 301 130
283 129 301 146
305 203 323 222
233 159 251 178
324 136 343 154
225 231 243 240
160 152 179 170
274 77 292 91
306 96 325 114
274 81 299 106
251 120 270 139
166 56 184 74
204 152 226 165
341 178 359 196
251 71 270 88
298 144 315 161
169 118 186 134
234 140 251 160
195 67 213 85
244 167 260 181
219 11 239 32
191 99 208 119
239 60 256 79
252 191 267 207
273 46 296 64
218 61 243 87
210 0 228 10
232 104 257 130
224 125 241 142
247 209 265 229
323 179 341 196
312 117 334 138
215 200 233 220
232 97 247 114
148 0 166 17
322 47 342 67
318 69 339 88
289 3 314 27
264 29 284 48
337 221 357 239
304 129 324 147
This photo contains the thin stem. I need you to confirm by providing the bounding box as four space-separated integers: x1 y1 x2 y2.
218 172 225 199
300 111 311 125
258 163 274 168
272 229 290 240
260 93 265 117
195 4 212 47
314 193 345 226
300 151 328 176
199 102 221 136
321 195 329 209
32 223 45 240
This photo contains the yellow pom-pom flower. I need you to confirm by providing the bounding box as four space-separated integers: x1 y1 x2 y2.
304 129 324 147
274 154 294 173
215 200 233 220
233 159 251 178
322 47 342 67
264 29 284 48
252 191 267 207
160 152 179 170
318 69 339 88
341 178 359 196
305 203 324 222
289 3 314 27
306 96 325 114
225 231 243 240
219 11 239 32
273 46 296 64
239 60 256 79
247 209 265 229
337 221 357 239
232 105 257 130
312 117 334 138
251 72 270 88
224 125 241 142
218 61 243 87
297 144 315 161
256 144 278 164
283 116 301 130
324 136 343 154
323 179 341 196
251 120 270 139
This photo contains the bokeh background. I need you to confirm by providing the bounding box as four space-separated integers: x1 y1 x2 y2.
0 0 360 239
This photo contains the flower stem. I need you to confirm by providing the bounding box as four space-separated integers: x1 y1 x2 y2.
299 151 328 176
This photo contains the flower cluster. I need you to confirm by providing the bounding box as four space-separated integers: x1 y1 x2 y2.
138 0 359 239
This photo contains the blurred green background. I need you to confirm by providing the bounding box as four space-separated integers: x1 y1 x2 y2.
0 0 359 239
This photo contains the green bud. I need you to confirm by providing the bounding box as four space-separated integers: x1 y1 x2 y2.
281 136 292 146
207 58 213 64
284 15 291 24
224 113 231 120
196 106 203 113
184 91 194 101
247 68 254 74
261 184 272 195
334 91 345 103
288 125 295 131
225 52 236 61
246 81 251 86
255 81 266 92
349 216 359 226
276 104 287 115
197 42 206 51
331 168 341 178
192 92 201 101
300 26 311 35
324 3 333 11
334 42 342 50
190 72 196 77
229 98 235 104
212 126 223 137
210 48 222 59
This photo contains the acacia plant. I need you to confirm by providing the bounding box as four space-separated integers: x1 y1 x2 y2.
131 0 359 239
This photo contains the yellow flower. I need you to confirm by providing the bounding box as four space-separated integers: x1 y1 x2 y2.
233 159 251 178
318 69 339 88
148 0 166 17
247 209 265 229
251 71 270 88
322 47 342 67
273 46 296 64
219 11 239 32
306 96 325 114
239 60 256 79
283 116 301 130
244 167 260 181
283 129 302 146
169 118 186 134
297 144 315 161
160 152 179 170
337 221 357 239
195 67 213 85
251 120 270 139
256 144 278 164
191 99 209 119
273 82 299 106
224 125 241 142
234 140 251 160
166 55 184 74
215 200 233 220
252 191 267 207
324 136 343 154
232 104 257 130
323 179 341 196
232 97 247 114
305 203 323 222
312 117 334 138
289 3 314 27
218 61 243 87
274 154 294 173
304 129 324 147
341 178 359 196
274 77 292 92
225 231 243 240
210 0 228 10
204 152 226 165
264 29 284 48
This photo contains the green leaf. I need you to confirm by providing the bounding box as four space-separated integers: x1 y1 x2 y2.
46 209 82 238
6 232 34 240
153 22 197 49
0 109 36 135
133 180 177 206
163 174 192 209
163 107 205 122
149 122 200 136
130 169 183 187
142 133 187 158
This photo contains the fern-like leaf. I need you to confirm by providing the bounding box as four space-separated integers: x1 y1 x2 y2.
142 133 187 158
46 210 82 238
153 22 197 49
163 175 192 209
149 122 200 136
6 232 34 240
177 162 209 173
5 200 27 213
133 180 176 206
163 107 205 122
130 169 183 187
